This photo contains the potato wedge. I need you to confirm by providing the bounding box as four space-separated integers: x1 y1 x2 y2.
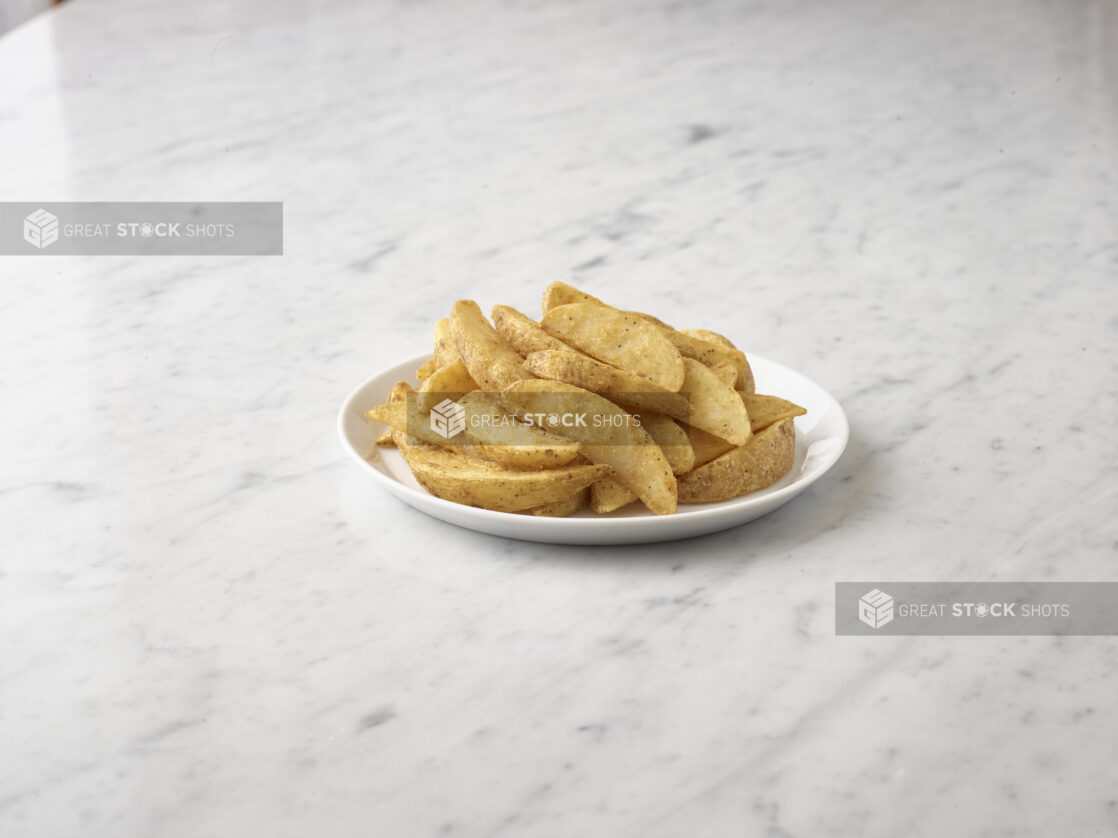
667 331 750 393
523 487 590 517
680 328 755 393
680 358 751 445
434 317 461 368
396 434 611 512
686 425 736 468
679 328 735 347
417 360 478 412
709 359 738 388
678 418 795 504
590 476 640 514
540 303 685 392
502 379 677 515
740 392 807 433
375 428 396 447
416 358 438 381
458 390 583 469
368 398 450 449
632 411 694 475
492 304 574 357
451 299 533 391
541 281 752 390
586 414 692 511
542 280 602 313
523 349 690 419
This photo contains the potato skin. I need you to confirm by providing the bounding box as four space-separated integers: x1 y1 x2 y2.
677 418 796 504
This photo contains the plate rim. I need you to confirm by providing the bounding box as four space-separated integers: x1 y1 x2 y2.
337 352 849 530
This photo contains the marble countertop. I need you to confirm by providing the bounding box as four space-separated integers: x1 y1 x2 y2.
2 0 1116 835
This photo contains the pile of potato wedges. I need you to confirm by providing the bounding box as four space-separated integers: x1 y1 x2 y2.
366 282 805 516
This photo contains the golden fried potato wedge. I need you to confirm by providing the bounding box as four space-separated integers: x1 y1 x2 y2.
523 349 691 419
542 280 602 313
434 317 461 368
375 429 396 447
739 392 807 433
369 388 580 471
680 329 755 393
685 425 737 468
590 476 640 514
503 379 677 515
585 413 692 511
416 358 438 381
709 359 738 387
632 411 694 475
522 487 590 517
669 329 751 392
367 399 452 449
541 281 752 390
396 434 611 512
681 358 751 445
458 390 583 469
540 303 685 392
451 299 533 391
417 360 478 412
678 418 795 504
492 304 574 357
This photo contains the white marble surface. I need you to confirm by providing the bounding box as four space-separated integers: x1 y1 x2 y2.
2 0 1117 835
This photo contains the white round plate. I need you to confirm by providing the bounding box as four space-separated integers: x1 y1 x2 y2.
338 353 848 545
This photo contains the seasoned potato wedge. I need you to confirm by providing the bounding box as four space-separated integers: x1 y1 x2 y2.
586 414 692 511
540 303 685 392
433 318 461 368
451 299 533 391
542 280 602 313
678 418 795 504
709 359 739 388
541 281 753 390
417 360 478 412
590 476 640 514
396 433 611 512
492 304 574 357
740 392 807 433
416 357 438 381
375 428 396 447
632 411 694 475
685 424 737 468
458 390 583 470
502 379 677 515
680 358 751 445
522 487 590 517
523 349 691 419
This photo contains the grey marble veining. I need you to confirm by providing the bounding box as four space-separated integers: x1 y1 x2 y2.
1 0 1116 835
